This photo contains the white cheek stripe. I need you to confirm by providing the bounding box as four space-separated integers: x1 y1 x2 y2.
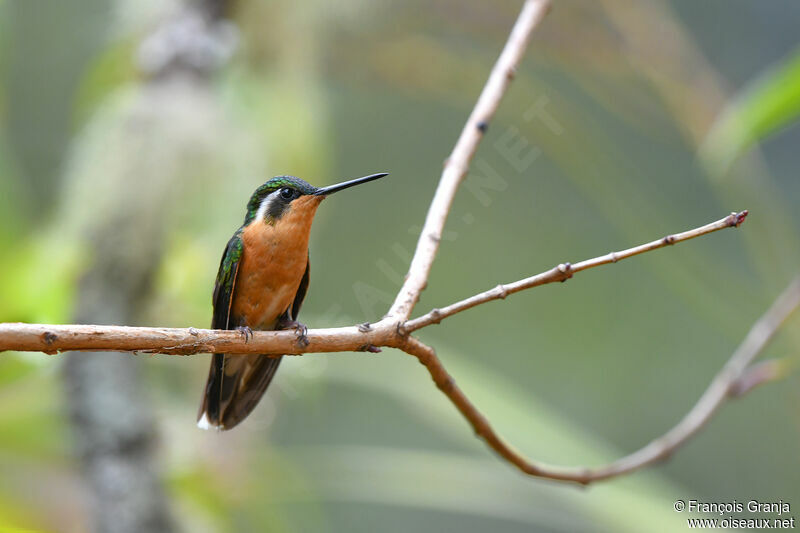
255 190 281 222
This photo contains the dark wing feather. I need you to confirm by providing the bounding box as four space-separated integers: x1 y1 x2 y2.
199 232 243 427
211 231 244 330
291 256 310 320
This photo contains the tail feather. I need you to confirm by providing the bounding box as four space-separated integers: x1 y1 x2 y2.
197 353 282 430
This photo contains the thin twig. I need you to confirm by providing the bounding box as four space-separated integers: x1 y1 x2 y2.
405 210 748 332
387 0 552 320
405 278 800 484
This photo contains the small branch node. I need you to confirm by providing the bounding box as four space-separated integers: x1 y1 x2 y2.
188 327 199 336
430 308 443 324
728 359 790 398
358 322 372 333
396 322 409 337
557 262 573 282
438 374 456 394
575 469 592 486
662 234 676 245
495 285 509 299
476 120 489 133
42 331 57 345
506 66 517 81
609 252 618 263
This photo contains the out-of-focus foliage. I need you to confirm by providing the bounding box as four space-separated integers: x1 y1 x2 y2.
0 1 799 532
702 46 800 175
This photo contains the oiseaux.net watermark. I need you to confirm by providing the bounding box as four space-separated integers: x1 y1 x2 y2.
674 499 795 529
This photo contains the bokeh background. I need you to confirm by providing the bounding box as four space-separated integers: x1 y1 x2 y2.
1 0 799 531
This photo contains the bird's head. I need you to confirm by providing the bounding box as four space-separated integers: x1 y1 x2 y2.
244 172 389 226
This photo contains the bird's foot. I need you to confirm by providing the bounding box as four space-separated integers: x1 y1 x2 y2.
277 318 309 347
236 325 253 342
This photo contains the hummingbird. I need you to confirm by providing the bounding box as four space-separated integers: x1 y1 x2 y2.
197 172 389 430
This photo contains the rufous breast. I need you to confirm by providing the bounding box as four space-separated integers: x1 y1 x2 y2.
231 195 323 329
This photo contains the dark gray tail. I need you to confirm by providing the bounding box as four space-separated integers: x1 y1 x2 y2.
197 353 282 430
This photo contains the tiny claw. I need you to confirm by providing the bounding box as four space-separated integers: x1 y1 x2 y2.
277 317 309 347
295 324 309 347
297 334 310 348
236 326 253 342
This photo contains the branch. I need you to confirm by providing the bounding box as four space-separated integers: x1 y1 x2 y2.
403 277 800 484
387 0 552 320
405 210 748 332
0 322 398 356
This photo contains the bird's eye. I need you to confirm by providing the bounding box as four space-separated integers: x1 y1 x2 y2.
279 187 294 200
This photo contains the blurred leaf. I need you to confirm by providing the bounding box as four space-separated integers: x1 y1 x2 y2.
0 233 84 324
701 46 800 175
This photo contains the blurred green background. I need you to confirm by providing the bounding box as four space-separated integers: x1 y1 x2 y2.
1 0 799 532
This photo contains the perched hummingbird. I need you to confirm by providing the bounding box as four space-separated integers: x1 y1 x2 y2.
198 172 389 430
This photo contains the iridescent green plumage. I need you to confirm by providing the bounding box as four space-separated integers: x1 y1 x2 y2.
244 176 317 225
211 230 243 330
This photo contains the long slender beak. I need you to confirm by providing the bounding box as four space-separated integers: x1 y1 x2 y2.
313 172 389 196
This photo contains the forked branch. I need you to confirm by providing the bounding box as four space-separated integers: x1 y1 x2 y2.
402 278 800 484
